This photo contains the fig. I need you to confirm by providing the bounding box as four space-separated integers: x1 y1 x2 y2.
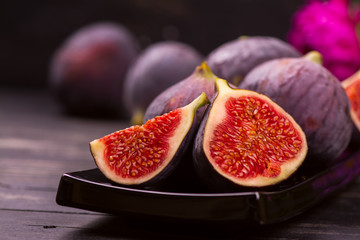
90 93 209 186
49 22 138 117
342 70 360 132
143 62 217 125
341 70 360 148
207 36 301 86
193 78 308 190
239 52 352 165
123 41 203 124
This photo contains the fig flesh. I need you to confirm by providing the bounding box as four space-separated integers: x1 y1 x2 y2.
49 22 138 117
90 93 209 186
193 78 308 189
342 70 360 132
239 52 352 165
123 41 203 124
341 70 360 148
207 36 300 86
143 62 217 125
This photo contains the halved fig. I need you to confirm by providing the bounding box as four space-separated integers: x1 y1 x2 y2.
193 78 308 189
90 93 209 186
342 70 360 132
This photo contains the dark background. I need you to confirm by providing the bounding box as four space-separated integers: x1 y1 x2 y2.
1 0 305 88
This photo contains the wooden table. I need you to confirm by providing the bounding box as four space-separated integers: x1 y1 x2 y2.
1 89 360 239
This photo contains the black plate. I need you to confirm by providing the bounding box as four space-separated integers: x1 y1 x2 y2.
56 150 360 225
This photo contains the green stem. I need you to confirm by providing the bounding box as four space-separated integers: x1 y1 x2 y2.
131 109 145 125
215 78 232 96
303 51 323 65
186 92 210 112
197 62 218 80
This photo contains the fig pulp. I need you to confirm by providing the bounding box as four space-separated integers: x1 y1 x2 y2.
144 62 217 125
342 70 360 132
193 78 308 189
123 41 203 125
207 36 300 86
90 93 209 186
341 70 360 148
239 52 353 165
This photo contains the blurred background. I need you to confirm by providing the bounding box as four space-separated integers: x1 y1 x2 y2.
1 0 305 89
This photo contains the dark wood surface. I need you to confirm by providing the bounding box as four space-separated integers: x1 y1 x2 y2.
1 89 360 240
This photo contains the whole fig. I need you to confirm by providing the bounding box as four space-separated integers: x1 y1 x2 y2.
207 36 301 85
143 62 217 125
239 52 352 166
123 41 203 124
49 22 138 117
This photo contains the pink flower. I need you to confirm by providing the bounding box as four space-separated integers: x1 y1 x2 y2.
288 0 360 80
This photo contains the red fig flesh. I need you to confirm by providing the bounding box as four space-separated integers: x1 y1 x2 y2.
342 70 360 132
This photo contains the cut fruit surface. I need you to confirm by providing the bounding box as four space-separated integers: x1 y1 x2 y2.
91 92 209 185
195 78 308 188
342 70 360 132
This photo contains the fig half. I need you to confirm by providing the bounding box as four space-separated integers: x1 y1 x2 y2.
193 78 308 189
341 70 360 148
342 70 360 132
207 36 300 85
90 93 209 186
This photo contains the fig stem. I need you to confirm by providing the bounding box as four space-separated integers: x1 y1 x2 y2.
131 109 145 125
303 51 323 65
356 22 360 48
215 78 233 96
198 62 218 80
237 35 249 40
185 92 210 112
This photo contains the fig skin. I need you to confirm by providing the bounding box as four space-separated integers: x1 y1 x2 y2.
193 78 307 191
90 93 210 187
207 36 301 86
239 52 353 166
123 41 203 125
143 62 217 126
49 22 139 117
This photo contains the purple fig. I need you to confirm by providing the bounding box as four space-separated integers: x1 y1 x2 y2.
49 22 139 117
123 41 203 124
